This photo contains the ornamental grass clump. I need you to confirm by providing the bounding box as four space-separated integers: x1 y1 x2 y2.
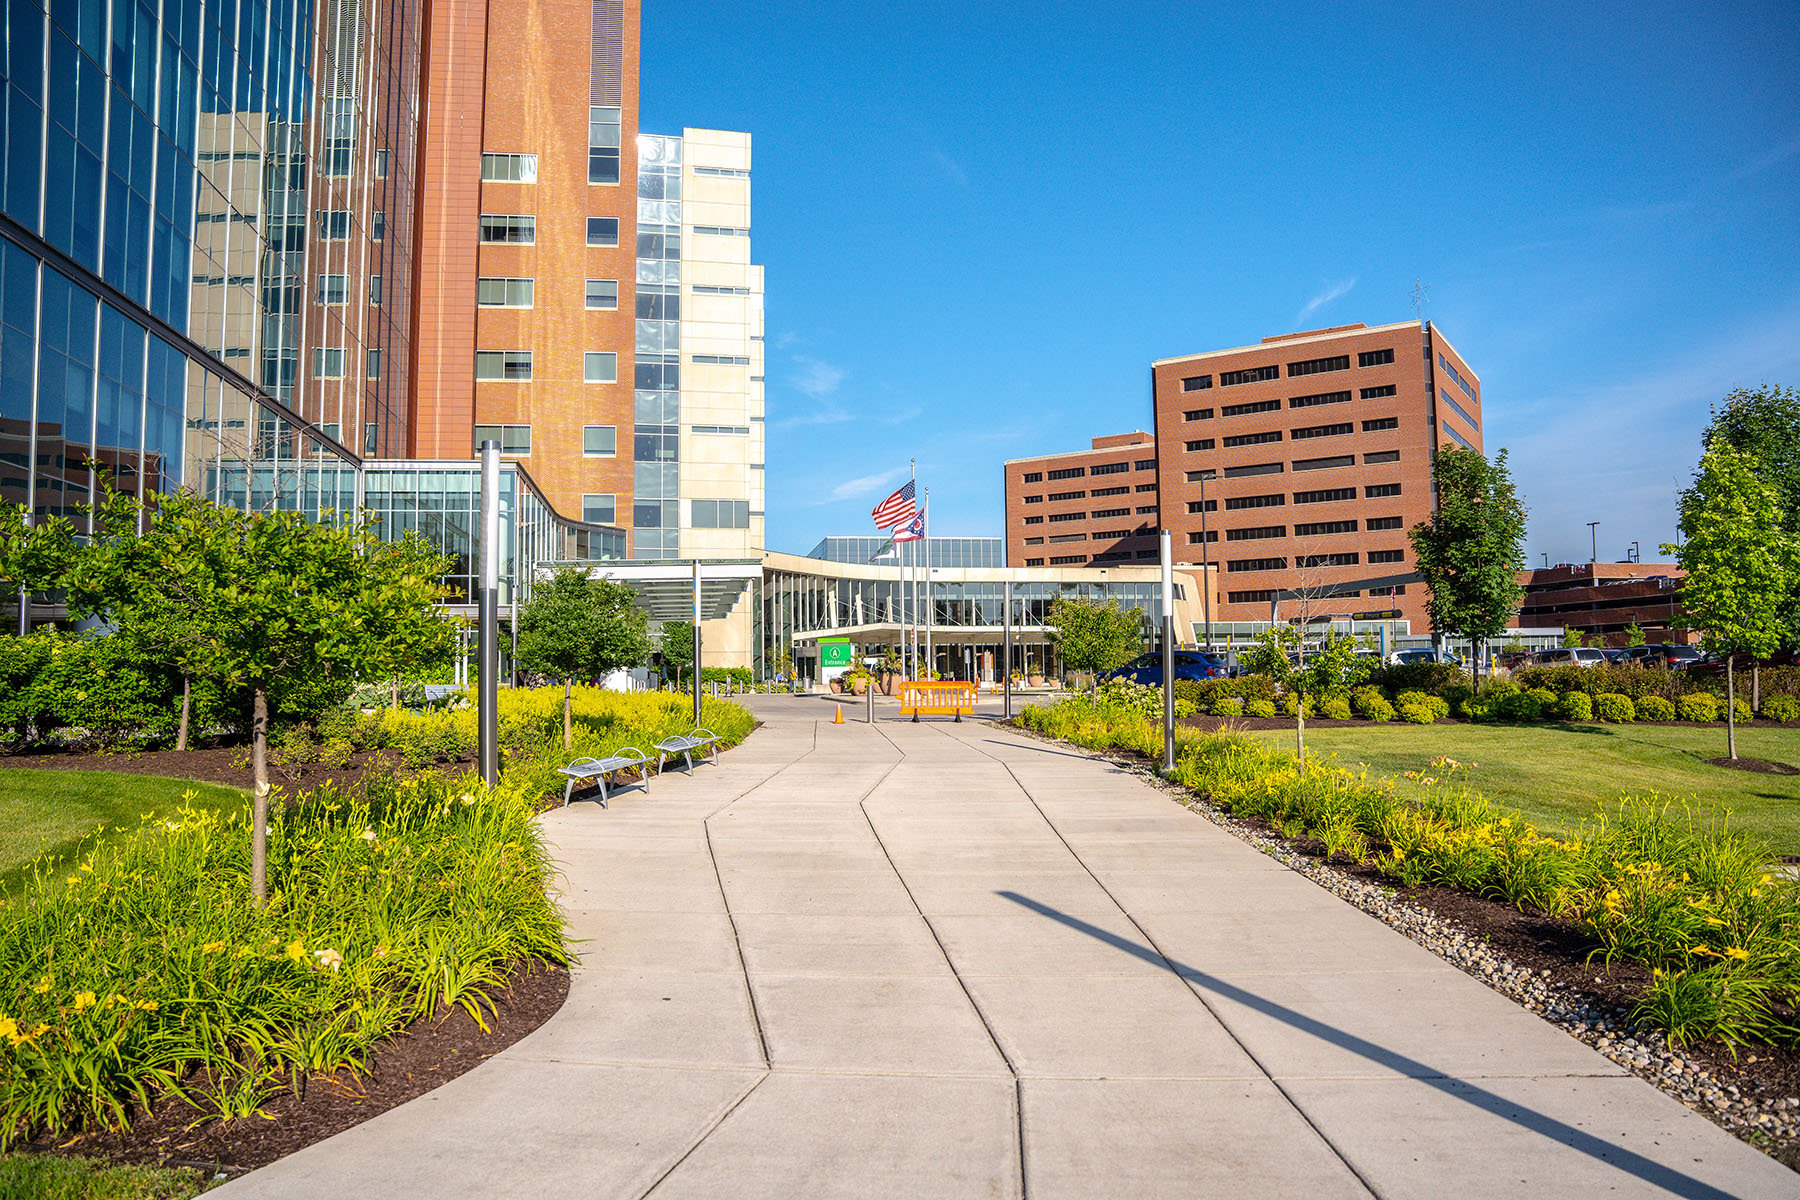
0 770 568 1144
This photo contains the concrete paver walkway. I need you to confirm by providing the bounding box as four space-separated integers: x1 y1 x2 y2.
218 697 1797 1198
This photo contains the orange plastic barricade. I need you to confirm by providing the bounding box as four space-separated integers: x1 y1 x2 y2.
899 680 979 721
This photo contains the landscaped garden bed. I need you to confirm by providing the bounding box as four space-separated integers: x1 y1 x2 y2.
1014 690 1800 1170
0 685 757 1191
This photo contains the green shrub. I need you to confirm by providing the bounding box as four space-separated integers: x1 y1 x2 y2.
1557 691 1593 722
1636 695 1676 722
1482 678 1520 700
1278 694 1314 719
1493 691 1544 722
1760 695 1800 723
1363 695 1396 722
1732 697 1754 724
1370 661 1464 696
1173 698 1197 719
1440 683 1474 716
1350 686 1390 719
1594 693 1636 723
1212 696 1244 716
1677 693 1720 722
1318 695 1352 721
1244 699 1277 718
1527 687 1557 710
1397 701 1435 724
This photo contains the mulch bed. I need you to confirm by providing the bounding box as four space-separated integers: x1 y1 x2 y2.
0 743 475 792
1705 756 1800 775
25 959 569 1181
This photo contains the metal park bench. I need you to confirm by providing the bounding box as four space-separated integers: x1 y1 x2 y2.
654 727 721 775
558 747 651 808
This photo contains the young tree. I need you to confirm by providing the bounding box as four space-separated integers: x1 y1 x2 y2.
82 492 442 902
1409 446 1529 693
1623 622 1647 647
0 504 78 631
1665 442 1798 760
356 533 460 707
515 568 653 748
1559 627 1585 649
1240 626 1368 768
1700 384 1800 648
658 619 695 687
1047 594 1143 687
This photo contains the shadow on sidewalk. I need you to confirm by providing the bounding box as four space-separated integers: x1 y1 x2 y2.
999 891 1746 1200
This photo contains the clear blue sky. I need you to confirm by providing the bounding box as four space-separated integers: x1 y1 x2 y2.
643 1 1800 566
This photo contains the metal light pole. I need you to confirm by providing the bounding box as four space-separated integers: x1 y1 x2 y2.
1160 529 1176 773
477 441 500 787
1002 579 1014 721
1198 470 1212 652
691 558 703 726
1588 521 1600 564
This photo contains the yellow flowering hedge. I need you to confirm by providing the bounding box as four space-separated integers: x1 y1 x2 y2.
1019 696 1800 1048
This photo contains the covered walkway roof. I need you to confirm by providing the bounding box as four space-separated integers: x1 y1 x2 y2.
545 559 761 622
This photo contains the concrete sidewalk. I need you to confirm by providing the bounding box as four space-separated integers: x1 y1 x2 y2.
216 697 1796 1198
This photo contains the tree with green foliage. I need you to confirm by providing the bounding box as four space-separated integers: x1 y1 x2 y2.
356 534 460 707
1047 594 1144 686
658 619 695 687
0 504 78 631
1624 622 1646 647
1409 446 1529 694
77 491 445 903
1665 442 1799 760
1560 627 1585 649
1240 626 1368 768
515 568 653 748
1700 384 1800 648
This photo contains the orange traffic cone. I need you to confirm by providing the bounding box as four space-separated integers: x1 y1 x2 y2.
833 704 844 724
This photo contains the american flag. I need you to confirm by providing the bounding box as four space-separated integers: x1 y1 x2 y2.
892 512 925 543
871 480 916 530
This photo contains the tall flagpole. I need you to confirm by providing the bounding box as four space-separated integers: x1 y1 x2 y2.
923 487 933 680
907 460 917 677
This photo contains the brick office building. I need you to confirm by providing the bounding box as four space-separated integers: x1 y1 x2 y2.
1002 433 1162 568
1150 320 1483 634
412 0 765 559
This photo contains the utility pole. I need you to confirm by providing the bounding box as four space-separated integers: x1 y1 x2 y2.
1587 521 1600 564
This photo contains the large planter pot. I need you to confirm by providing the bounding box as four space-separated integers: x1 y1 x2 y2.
880 673 899 696
1028 674 1044 688
850 679 869 695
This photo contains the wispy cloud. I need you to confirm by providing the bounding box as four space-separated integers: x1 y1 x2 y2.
829 467 908 503
791 355 846 398
929 146 970 189
1296 277 1357 324
1722 135 1800 185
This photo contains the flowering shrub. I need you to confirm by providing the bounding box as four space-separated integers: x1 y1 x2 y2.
1594 693 1636 723
1017 696 1800 1049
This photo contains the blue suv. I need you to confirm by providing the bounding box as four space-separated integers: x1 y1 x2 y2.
1102 651 1228 686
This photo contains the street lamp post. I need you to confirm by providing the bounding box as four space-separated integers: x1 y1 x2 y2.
1160 530 1175 773
477 441 500 787
1588 521 1600 564
1199 470 1213 651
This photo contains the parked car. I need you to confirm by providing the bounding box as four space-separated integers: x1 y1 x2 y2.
1389 648 1460 667
1617 643 1703 670
1102 651 1228 686
1531 647 1607 668
1602 647 1630 663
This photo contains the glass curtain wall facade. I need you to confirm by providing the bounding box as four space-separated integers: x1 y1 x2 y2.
807 536 1005 569
0 0 419 550
632 132 680 558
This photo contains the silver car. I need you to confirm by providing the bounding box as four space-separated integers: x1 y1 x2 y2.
1532 647 1606 667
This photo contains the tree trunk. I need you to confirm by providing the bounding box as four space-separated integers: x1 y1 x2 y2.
1470 637 1482 696
1295 692 1307 771
563 677 573 750
1726 655 1738 761
251 685 270 905
1753 665 1761 714
390 675 401 709
176 674 192 752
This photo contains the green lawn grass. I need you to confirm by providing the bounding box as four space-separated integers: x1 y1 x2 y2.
0 1153 213 1199
1247 722 1800 856
0 769 246 890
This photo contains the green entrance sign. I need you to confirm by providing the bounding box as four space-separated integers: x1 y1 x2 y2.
820 640 855 668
